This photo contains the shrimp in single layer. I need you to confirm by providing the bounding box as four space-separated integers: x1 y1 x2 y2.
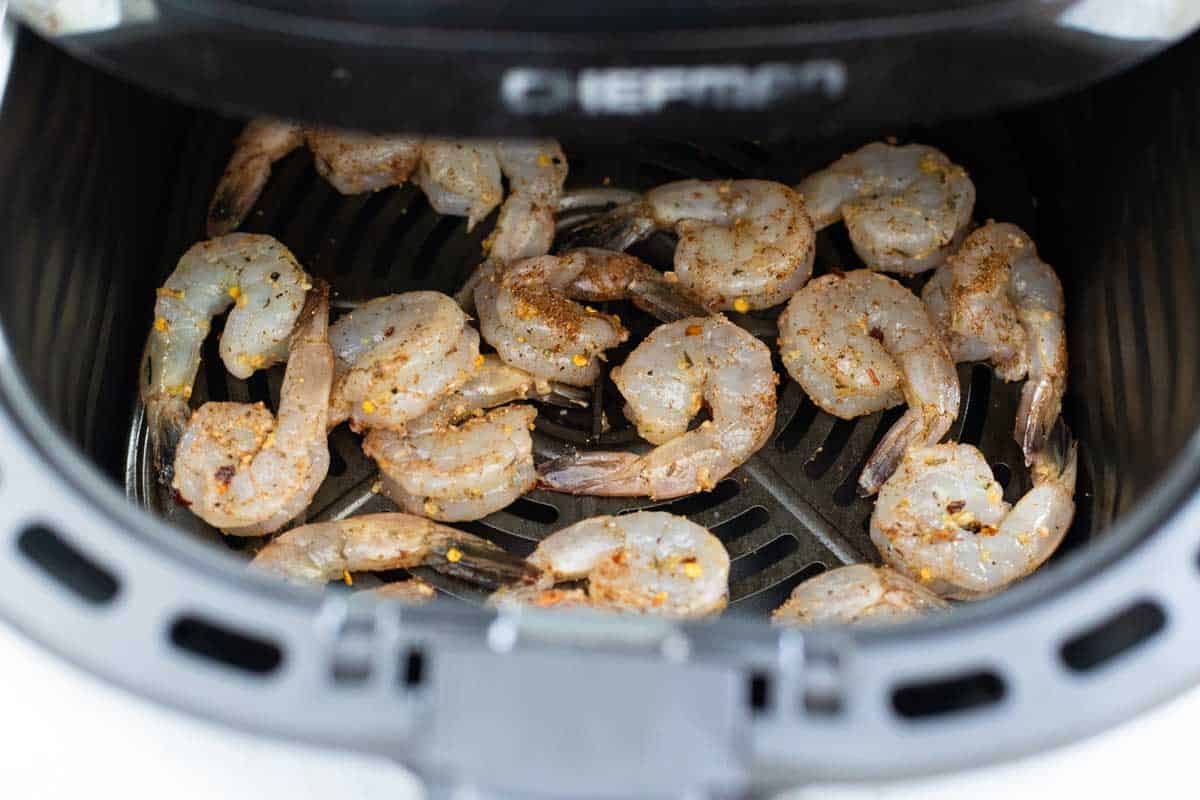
416 139 503 230
870 431 1078 600
539 315 777 499
172 281 333 535
771 564 949 627
796 142 975 274
327 292 479 432
475 253 627 387
490 512 730 618
140 233 312 483
454 139 568 309
921 222 1067 464
569 179 815 311
207 119 421 236
363 404 538 522
249 512 537 588
778 270 960 495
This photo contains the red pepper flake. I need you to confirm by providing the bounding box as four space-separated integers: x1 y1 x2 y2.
946 500 966 513
384 326 395 338
869 327 884 342
214 465 236 486
867 368 880 386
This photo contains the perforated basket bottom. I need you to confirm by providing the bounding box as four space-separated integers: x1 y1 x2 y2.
127 127 1093 615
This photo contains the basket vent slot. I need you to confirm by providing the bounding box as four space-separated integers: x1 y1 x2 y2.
892 669 1006 719
17 523 119 604
1060 599 1166 673
169 614 283 675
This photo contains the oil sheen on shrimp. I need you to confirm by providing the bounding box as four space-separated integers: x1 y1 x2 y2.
796 142 975 274
490 512 730 618
573 179 815 311
141 233 311 483
327 291 479 431
249 512 536 588
172 281 333 535
870 435 1078 600
771 564 948 627
207 119 421 236
538 315 777 499
778 269 960 495
921 222 1067 464
363 404 537 522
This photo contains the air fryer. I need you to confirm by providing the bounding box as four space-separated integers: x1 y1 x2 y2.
2 2 1200 798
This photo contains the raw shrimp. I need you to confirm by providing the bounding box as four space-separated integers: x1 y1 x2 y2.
491 512 730 618
416 139 503 230
921 222 1067 463
400 354 587 437
172 281 333 535
778 270 960 495
870 433 1077 600
327 292 479 431
796 142 975 273
207 119 421 236
538 315 777 499
140 233 311 482
249 512 536 588
363 405 537 522
475 253 628 387
571 179 815 311
453 140 567 308
771 564 948 627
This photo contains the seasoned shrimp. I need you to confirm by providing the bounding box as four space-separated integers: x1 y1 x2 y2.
416 139 503 230
475 249 705 387
454 140 568 308
327 292 479 431
249 512 536 588
572 179 814 311
207 119 421 236
363 404 537 522
921 222 1067 463
140 233 311 482
778 270 960 495
771 565 948 627
870 434 1078 600
539 315 777 499
172 281 333 535
796 142 975 273
490 512 730 618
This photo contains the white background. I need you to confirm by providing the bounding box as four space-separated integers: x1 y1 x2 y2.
0 620 1194 799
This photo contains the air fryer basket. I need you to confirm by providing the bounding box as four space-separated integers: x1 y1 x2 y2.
3 22 1200 798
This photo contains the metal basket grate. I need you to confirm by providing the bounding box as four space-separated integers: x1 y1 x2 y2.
128 123 1093 615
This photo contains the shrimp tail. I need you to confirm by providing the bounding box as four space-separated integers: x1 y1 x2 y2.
431 533 541 588
537 382 591 409
148 397 190 487
1031 418 1078 491
559 203 655 253
207 156 270 236
555 187 643 213
537 451 646 495
859 409 951 496
626 278 711 322
1016 376 1063 466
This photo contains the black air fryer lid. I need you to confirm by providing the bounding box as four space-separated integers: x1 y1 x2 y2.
11 0 1176 138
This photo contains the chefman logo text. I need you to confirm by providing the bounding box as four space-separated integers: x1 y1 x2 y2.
501 62 848 116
